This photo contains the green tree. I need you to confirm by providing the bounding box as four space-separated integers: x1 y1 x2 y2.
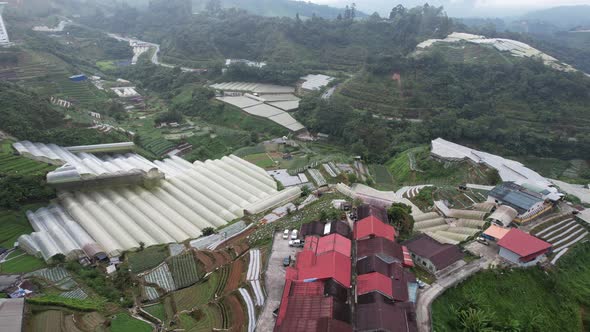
387 203 414 239
202 227 216 236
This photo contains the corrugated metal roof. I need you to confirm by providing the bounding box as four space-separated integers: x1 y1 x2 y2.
357 237 404 264
483 224 510 240
357 204 389 223
497 228 551 258
403 234 464 270
0 298 24 332
314 234 351 258
356 301 417 332
357 272 393 298
489 182 544 213
354 216 396 241
293 251 351 288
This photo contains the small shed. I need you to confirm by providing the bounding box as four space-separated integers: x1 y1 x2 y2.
482 224 510 242
69 74 87 82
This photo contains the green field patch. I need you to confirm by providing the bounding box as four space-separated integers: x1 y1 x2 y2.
433 243 590 332
0 203 46 248
27 295 102 311
143 303 166 321
110 313 152 332
370 164 394 190
96 60 116 71
128 245 169 274
243 153 275 169
0 253 46 274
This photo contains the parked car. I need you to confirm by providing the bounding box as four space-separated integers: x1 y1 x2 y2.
282 256 291 267
282 229 289 240
290 229 298 240
289 239 304 247
476 237 489 246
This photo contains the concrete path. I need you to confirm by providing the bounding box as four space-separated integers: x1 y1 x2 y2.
255 232 302 332
416 258 489 332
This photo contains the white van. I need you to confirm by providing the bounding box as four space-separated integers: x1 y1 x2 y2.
290 229 298 240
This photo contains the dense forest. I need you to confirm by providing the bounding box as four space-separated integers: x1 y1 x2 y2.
80 1 452 70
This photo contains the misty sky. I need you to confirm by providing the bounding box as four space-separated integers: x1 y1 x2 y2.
312 0 590 17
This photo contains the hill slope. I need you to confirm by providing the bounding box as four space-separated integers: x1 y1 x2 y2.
194 0 366 19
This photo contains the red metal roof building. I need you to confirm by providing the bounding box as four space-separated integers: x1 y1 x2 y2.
355 216 396 241
291 251 352 287
303 233 352 258
497 228 552 266
275 279 352 331
356 259 415 302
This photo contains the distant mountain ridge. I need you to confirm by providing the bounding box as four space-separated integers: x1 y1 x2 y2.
521 5 590 30
193 0 367 19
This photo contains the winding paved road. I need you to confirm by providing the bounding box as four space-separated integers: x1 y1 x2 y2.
416 258 490 332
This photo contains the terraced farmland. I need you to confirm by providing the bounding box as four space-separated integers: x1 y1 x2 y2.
169 251 203 289
172 272 219 312
55 79 106 107
139 136 176 157
0 140 55 175
533 218 589 264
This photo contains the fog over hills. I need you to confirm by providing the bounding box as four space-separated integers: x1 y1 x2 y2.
313 0 590 18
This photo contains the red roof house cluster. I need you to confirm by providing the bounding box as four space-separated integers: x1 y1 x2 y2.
354 211 418 331
275 205 418 332
275 232 353 331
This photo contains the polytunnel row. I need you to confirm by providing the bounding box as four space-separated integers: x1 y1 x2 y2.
19 153 282 260
18 204 106 262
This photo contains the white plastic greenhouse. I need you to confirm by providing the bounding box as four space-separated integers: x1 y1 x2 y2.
16 142 298 260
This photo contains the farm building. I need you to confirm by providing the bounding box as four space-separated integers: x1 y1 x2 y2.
356 237 413 268
482 224 510 242
297 74 334 94
300 220 352 239
497 229 552 266
215 93 304 132
15 142 301 260
224 58 266 69
354 216 396 241
356 267 414 302
275 233 353 330
356 300 417 332
488 182 554 223
211 82 294 95
487 205 519 227
275 279 352 331
356 204 389 223
0 298 24 332
431 138 563 194
69 74 87 82
303 234 352 258
403 234 464 274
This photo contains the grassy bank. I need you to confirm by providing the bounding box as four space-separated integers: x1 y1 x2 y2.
432 242 590 331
